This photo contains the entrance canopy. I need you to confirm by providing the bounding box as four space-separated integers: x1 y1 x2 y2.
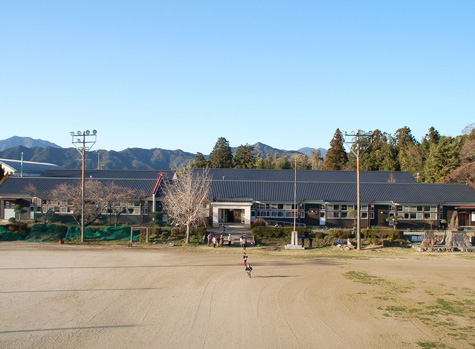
211 202 252 227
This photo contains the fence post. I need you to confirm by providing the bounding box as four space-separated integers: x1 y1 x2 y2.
146 227 149 243
130 227 133 243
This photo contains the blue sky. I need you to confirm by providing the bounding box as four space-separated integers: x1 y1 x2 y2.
1 1 474 154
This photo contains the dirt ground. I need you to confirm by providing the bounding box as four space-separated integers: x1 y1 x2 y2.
0 242 474 349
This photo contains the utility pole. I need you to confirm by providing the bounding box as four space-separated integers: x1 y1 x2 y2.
71 130 97 242
342 130 373 250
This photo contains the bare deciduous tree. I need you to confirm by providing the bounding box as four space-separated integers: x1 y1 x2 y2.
102 183 141 226
162 168 211 243
50 180 140 226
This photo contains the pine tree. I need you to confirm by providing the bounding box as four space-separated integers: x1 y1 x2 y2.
323 129 348 170
275 156 291 169
424 136 460 182
234 144 256 169
360 130 396 171
189 152 208 168
209 137 233 168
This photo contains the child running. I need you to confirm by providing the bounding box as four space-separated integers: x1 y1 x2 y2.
245 263 253 278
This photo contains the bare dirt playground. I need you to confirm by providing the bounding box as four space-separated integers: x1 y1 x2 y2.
0 242 474 348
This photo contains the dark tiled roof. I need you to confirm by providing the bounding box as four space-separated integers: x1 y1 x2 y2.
210 181 475 204
0 177 159 198
41 169 173 180
203 168 416 183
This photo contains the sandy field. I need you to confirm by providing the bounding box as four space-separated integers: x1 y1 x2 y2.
0 242 474 349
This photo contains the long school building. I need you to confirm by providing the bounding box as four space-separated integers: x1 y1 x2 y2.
0 168 474 230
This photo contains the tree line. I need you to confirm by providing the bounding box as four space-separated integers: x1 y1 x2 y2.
189 124 475 189
190 137 324 171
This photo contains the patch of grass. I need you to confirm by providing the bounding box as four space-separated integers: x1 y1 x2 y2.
343 271 387 286
386 306 407 313
435 298 464 315
416 341 445 348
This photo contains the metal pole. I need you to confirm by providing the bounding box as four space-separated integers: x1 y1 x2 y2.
341 130 373 251
293 159 297 233
71 130 97 243
81 142 86 243
356 143 361 250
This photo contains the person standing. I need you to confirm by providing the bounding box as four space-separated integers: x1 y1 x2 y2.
227 233 232 246
207 232 212 247
243 236 247 250
301 233 305 248
212 236 217 248
309 234 313 249
243 253 248 266
219 234 224 247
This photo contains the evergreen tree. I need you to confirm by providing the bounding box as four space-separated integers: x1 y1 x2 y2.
424 136 460 182
421 126 441 163
323 129 348 170
209 137 233 168
399 143 424 180
189 152 208 168
275 156 292 169
394 127 418 172
234 144 256 169
360 130 396 171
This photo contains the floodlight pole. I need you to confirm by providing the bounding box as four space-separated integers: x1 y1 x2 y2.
342 130 373 250
71 130 97 242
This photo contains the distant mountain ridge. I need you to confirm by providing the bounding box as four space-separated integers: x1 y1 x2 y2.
0 137 327 170
0 136 61 151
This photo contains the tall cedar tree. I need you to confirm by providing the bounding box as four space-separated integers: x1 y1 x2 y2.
234 144 256 169
323 129 348 170
359 130 397 171
190 152 208 168
209 137 233 168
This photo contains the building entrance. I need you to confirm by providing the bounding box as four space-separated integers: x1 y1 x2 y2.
220 209 244 224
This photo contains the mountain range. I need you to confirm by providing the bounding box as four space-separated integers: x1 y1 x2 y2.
0 137 326 170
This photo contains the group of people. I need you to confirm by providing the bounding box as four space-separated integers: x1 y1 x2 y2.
207 232 233 248
206 226 254 277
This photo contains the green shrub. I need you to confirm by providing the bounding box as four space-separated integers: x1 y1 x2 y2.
251 220 266 228
328 229 353 239
362 229 403 243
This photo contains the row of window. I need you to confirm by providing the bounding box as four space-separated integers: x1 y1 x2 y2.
254 210 305 219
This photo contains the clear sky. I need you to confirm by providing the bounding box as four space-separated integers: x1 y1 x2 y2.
1 1 474 154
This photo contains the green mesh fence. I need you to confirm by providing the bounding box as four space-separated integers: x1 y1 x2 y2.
0 225 23 241
65 226 138 241
25 224 68 242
